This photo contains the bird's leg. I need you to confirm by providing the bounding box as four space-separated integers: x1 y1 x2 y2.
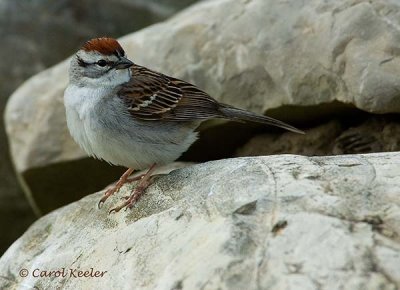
109 163 157 214
98 168 134 208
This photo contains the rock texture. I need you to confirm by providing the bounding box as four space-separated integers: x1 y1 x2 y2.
6 0 400 215
0 154 399 290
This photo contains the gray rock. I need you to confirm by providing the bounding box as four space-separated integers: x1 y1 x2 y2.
0 154 399 289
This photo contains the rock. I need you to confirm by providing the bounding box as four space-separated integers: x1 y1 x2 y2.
236 117 400 157
0 154 399 289
5 0 400 212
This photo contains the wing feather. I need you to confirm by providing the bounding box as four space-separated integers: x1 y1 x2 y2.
117 65 222 121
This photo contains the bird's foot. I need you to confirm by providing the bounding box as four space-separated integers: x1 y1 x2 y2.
98 168 135 208
108 164 156 214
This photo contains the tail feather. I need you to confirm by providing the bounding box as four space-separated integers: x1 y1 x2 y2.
219 105 304 134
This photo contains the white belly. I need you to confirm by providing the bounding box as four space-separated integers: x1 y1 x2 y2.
64 85 198 169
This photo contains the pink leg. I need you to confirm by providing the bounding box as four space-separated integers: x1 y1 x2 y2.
109 164 157 214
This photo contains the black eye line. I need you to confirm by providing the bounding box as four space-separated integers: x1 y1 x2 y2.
90 60 117 68
98 55 123 70
78 57 120 69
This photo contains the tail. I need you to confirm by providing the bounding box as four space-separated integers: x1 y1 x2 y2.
219 105 304 134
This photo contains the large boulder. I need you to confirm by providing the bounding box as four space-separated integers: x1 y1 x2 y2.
5 0 400 213
0 154 399 289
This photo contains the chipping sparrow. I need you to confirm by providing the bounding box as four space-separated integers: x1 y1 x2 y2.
64 37 304 213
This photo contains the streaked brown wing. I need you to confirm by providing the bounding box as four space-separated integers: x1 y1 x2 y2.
117 65 222 121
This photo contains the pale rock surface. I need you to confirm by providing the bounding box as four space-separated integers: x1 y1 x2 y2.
0 154 399 290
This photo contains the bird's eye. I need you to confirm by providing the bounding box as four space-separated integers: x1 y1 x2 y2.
97 60 107 67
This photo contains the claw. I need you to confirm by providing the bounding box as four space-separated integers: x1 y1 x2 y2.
109 202 128 214
105 163 157 213
98 187 117 208
108 208 118 214
97 168 134 208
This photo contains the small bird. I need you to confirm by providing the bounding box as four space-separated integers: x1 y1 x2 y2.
64 37 304 213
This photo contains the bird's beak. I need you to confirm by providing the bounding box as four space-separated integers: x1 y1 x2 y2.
115 57 134 70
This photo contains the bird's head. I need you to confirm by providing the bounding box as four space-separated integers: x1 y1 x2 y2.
69 37 133 88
